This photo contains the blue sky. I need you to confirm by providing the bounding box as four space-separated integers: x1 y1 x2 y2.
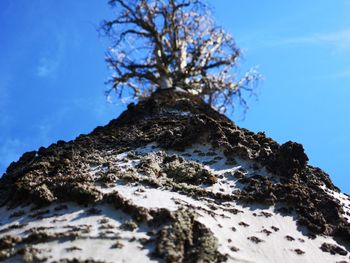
0 0 349 193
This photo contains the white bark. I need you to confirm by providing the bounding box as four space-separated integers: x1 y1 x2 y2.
159 74 172 89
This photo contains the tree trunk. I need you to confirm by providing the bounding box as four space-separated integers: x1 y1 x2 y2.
0 91 348 262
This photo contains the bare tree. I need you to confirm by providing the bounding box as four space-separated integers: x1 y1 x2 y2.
102 0 260 112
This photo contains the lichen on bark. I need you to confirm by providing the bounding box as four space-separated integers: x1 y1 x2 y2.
155 209 226 263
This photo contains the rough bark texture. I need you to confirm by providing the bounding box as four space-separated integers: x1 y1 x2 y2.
0 89 349 255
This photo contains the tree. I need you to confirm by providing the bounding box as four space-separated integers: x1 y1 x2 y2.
102 0 260 112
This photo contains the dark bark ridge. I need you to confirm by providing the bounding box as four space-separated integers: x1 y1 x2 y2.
0 89 349 247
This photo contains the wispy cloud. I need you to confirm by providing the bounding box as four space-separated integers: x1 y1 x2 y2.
0 138 22 175
248 29 350 54
275 29 350 52
0 83 8 111
328 68 350 79
36 33 66 78
0 75 11 128
37 57 58 77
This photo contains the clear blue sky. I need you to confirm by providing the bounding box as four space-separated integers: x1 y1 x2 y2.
0 0 349 193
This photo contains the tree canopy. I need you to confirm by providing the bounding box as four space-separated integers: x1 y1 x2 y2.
102 0 260 112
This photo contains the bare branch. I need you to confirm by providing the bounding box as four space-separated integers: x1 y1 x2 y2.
102 0 260 111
